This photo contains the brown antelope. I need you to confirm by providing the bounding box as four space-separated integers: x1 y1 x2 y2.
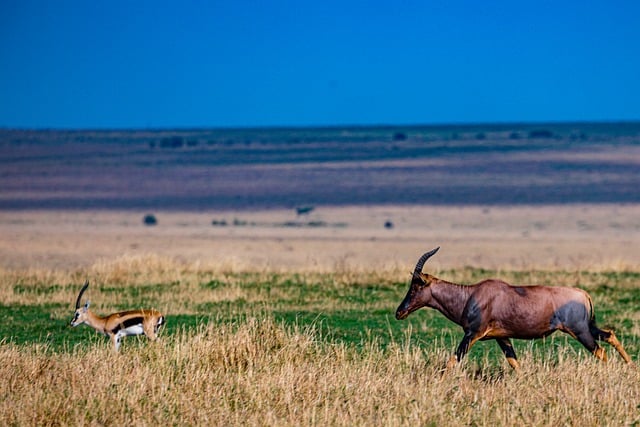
396 247 633 370
70 280 165 352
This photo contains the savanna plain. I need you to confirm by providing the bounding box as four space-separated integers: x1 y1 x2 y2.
1 124 639 426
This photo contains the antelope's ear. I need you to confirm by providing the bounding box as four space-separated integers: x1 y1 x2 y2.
417 272 433 285
83 301 90 311
412 271 427 284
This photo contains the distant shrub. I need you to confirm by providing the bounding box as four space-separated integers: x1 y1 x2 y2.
528 129 553 139
281 221 301 228
475 132 486 140
307 221 328 227
280 221 329 228
509 132 520 139
143 214 157 226
296 206 315 216
392 132 407 141
160 136 184 148
211 219 228 226
384 220 394 229
186 139 199 147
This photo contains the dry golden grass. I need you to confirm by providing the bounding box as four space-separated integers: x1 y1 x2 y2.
2 318 639 426
1 256 639 425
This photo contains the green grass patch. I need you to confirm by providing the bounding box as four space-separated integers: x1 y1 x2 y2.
2 269 638 364
0 303 80 349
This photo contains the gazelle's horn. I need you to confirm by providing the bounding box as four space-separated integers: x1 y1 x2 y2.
75 280 89 309
413 247 440 275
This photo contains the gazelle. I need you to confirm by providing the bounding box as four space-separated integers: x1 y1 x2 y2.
70 280 165 352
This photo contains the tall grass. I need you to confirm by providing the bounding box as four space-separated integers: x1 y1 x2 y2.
1 255 639 425
2 318 639 426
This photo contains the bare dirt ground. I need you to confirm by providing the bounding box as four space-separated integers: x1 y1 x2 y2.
1 204 638 273
1 126 638 273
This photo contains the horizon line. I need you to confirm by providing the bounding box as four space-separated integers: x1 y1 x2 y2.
2 118 640 133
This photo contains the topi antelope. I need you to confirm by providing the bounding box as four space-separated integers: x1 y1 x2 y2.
396 247 633 370
70 280 165 352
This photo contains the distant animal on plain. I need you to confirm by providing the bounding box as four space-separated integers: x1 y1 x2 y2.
396 247 633 370
70 280 164 352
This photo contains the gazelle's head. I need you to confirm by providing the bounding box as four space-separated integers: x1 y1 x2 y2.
395 247 439 320
71 280 90 327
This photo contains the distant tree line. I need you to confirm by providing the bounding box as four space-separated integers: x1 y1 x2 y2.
148 136 201 149
148 128 562 151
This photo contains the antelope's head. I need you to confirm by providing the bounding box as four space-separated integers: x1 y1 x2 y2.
71 280 90 327
395 247 439 320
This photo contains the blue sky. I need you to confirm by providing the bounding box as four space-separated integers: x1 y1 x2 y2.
1 1 640 128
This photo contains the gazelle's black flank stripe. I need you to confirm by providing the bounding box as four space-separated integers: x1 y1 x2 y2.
110 316 144 334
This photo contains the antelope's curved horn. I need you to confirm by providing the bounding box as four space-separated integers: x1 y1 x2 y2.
75 280 89 309
413 247 440 275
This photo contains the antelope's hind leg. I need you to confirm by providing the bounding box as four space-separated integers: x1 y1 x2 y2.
569 328 608 361
497 338 520 371
590 325 633 364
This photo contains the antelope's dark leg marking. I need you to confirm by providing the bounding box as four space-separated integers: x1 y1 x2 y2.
454 296 483 362
563 324 609 361
575 330 598 352
456 330 477 362
497 338 521 370
590 324 612 341
497 338 517 360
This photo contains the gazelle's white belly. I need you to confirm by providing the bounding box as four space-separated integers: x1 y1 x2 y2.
118 324 144 336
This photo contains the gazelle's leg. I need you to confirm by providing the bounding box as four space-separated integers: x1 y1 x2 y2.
143 323 157 341
111 332 123 352
154 316 164 335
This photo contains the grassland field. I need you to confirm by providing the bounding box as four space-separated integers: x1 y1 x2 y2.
1 255 640 426
1 205 640 425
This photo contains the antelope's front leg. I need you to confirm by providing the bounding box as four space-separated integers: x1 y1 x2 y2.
447 330 479 369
